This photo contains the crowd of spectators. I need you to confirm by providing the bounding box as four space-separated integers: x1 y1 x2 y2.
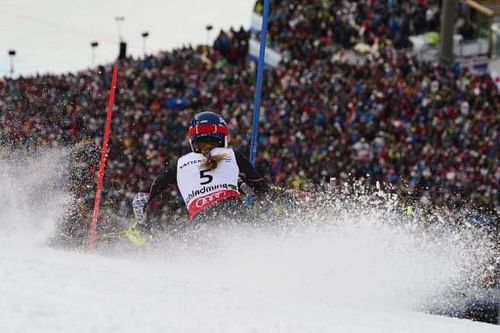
256 0 441 58
0 0 498 235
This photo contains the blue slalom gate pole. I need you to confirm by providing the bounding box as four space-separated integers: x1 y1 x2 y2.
247 0 270 207
249 0 270 166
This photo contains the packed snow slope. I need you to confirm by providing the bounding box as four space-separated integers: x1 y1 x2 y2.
0 148 497 332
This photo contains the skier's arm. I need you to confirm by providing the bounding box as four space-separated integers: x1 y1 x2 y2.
234 151 269 196
148 167 177 204
132 163 177 226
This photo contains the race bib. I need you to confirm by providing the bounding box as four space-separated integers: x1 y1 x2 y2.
177 148 240 218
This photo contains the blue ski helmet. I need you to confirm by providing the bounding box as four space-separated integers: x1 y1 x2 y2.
188 111 229 151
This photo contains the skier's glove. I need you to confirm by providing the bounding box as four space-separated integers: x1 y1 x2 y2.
132 192 149 224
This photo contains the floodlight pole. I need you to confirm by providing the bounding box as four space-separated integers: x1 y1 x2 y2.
141 32 149 56
205 25 213 46
8 50 16 76
115 16 125 42
90 41 99 67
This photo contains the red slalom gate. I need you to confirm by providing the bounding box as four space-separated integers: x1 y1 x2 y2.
88 64 119 251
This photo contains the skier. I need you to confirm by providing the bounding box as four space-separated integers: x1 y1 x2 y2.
129 111 269 241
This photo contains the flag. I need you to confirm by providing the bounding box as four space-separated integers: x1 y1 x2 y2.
249 38 282 68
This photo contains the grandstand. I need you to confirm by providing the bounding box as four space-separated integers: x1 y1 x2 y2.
1 0 498 215
0 0 498 325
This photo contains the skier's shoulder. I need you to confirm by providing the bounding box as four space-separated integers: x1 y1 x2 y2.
211 148 236 163
231 150 254 169
212 147 235 156
151 160 177 189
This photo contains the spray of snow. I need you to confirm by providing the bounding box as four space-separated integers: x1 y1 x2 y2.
0 147 73 245
133 188 495 315
0 148 496 332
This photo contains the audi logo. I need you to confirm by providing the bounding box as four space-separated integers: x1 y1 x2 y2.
194 192 223 208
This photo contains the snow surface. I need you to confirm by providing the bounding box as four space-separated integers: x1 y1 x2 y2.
1 246 498 333
0 148 498 332
0 0 254 76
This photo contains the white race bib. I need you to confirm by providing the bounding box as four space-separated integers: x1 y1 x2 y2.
177 148 240 218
